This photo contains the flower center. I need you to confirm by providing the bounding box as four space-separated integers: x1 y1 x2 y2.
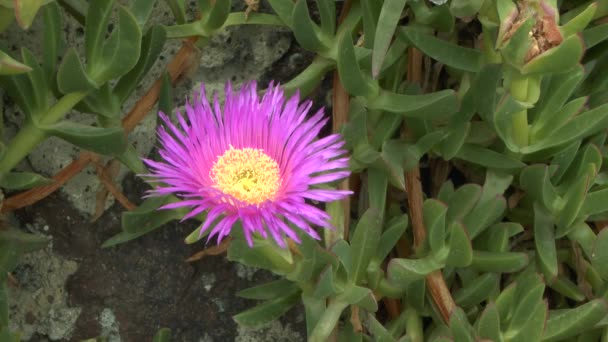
210 146 281 205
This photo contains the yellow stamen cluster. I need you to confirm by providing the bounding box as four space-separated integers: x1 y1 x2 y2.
211 146 281 205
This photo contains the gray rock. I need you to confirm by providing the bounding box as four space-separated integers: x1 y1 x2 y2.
8 242 81 341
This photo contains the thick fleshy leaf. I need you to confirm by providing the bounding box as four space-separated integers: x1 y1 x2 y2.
592 229 608 281
152 328 171 342
203 0 231 31
522 35 584 75
519 165 559 211
471 251 528 273
399 26 484 72
84 0 114 68
14 0 53 29
165 0 186 24
456 144 525 170
89 6 142 84
130 0 157 27
463 195 506 239
376 214 408 261
41 121 127 156
556 163 595 237
368 315 396 342
266 0 294 26
0 280 7 327
292 0 327 53
0 171 52 190
446 184 482 224
103 196 187 248
534 204 558 280
439 123 469 160
561 3 597 38
233 291 300 328
113 25 167 103
506 277 546 341
371 0 407 78
450 307 477 342
423 199 447 256
0 50 31 75
477 303 501 342
315 0 335 35
500 17 534 66
454 273 499 308
521 104 608 153
41 2 62 85
532 97 587 143
237 279 299 300
350 208 382 284
367 89 458 119
583 23 608 49
337 33 376 97
56 48 97 93
543 299 608 341
340 285 377 312
387 256 442 283
450 0 484 18
446 222 473 267
531 66 584 134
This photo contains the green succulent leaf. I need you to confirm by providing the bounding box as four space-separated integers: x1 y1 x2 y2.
533 204 558 280
233 291 301 328
237 279 299 300
41 2 62 85
41 121 127 156
372 0 408 78
152 328 171 342
203 0 231 31
113 25 167 103
476 303 502 342
90 6 143 84
560 3 597 38
543 299 608 341
446 222 473 267
522 35 584 75
423 199 448 256
454 273 499 308
583 23 608 49
0 50 31 75
350 208 382 284
446 184 482 224
376 214 408 261
56 48 97 94
315 0 335 35
456 144 525 170
399 26 484 72
103 196 187 248
367 89 458 119
13 0 53 29
292 0 327 53
337 33 377 97
0 171 52 190
387 256 442 283
591 229 608 281
471 251 529 273
450 307 477 342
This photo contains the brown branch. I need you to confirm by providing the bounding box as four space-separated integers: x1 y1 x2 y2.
186 237 232 262
92 159 137 212
1 152 95 212
2 37 200 213
405 47 456 324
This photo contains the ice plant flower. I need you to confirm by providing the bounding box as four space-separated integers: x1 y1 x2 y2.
143 81 352 247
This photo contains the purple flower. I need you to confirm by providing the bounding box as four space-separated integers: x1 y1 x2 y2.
143 81 352 247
